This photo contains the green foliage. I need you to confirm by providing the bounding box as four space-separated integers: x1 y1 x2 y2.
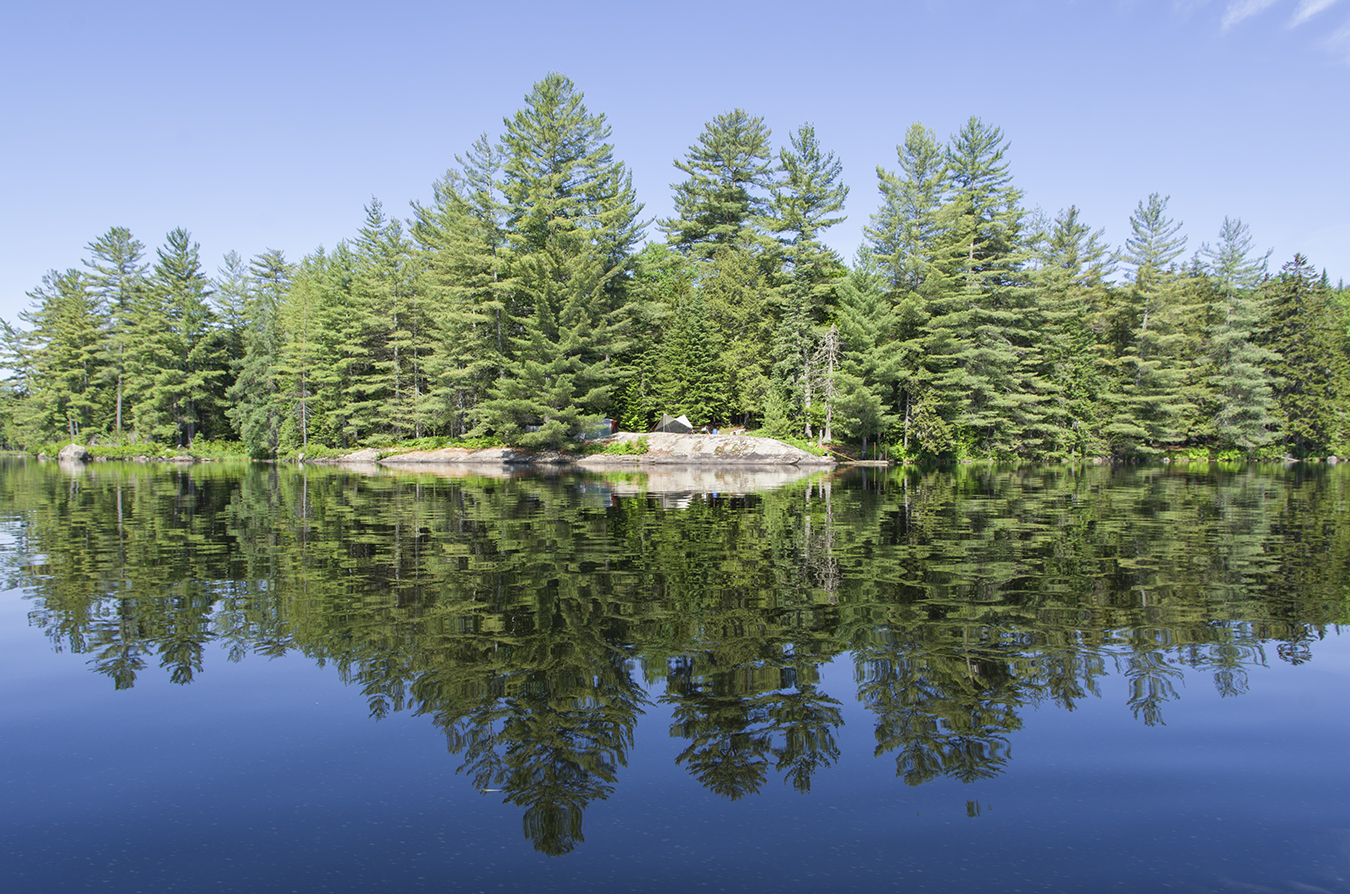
596 435 648 455
662 109 776 258
7 87 1348 465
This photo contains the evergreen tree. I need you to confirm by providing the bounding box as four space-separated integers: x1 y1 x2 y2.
132 229 228 445
697 243 776 427
865 122 945 295
277 245 355 450
1265 254 1350 455
834 251 900 456
7 269 106 444
917 117 1038 457
768 123 849 439
654 293 728 427
1198 217 1279 453
227 249 293 457
341 200 429 442
82 227 149 436
1031 206 1115 457
1102 194 1194 456
413 135 512 436
662 109 776 259
479 73 643 445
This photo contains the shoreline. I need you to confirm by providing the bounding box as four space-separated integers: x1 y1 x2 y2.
363 433 836 469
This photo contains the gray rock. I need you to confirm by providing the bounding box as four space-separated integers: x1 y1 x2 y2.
56 443 91 463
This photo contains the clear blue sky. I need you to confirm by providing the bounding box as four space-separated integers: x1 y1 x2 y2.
2 0 1346 321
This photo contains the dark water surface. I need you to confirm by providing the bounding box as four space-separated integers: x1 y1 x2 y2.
2 458 1348 893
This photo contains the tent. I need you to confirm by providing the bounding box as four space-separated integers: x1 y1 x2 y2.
655 413 694 434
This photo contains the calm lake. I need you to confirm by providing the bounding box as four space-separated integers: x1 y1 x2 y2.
2 458 1348 893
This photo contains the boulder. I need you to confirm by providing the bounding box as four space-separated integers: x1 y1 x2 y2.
56 443 91 463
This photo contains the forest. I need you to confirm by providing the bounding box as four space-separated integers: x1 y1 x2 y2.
4 72 1348 461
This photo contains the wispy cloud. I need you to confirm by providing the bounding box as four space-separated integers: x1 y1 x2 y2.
1291 0 1343 25
1221 0 1282 29
1326 19 1350 58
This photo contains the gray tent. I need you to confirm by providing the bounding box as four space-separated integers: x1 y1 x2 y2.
655 413 694 434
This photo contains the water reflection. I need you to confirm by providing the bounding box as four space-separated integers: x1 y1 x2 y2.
2 459 1346 855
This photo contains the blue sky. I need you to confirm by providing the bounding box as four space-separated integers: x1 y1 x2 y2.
2 0 1346 321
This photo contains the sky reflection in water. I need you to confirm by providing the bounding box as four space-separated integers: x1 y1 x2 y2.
1 459 1348 892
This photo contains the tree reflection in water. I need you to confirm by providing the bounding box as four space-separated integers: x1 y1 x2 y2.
3 459 1348 854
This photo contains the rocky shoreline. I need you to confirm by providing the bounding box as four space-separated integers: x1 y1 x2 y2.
319 432 836 469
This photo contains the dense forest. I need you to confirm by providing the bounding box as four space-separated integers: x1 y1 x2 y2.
5 73 1348 461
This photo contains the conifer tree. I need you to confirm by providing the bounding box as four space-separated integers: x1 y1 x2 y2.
865 123 945 295
769 123 849 439
413 135 512 436
342 200 428 442
1265 254 1350 455
479 73 643 445
1198 217 1279 454
917 118 1037 457
226 249 293 457
834 251 900 456
83 227 149 436
133 229 227 445
655 294 728 427
662 109 776 259
1102 194 1194 455
8 269 106 444
1031 206 1115 457
278 245 356 449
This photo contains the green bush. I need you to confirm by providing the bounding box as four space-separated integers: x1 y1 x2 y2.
745 431 829 457
599 436 648 456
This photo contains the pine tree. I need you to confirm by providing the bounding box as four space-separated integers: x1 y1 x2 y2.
865 122 945 295
662 109 776 259
1102 194 1194 456
697 243 776 427
276 248 349 450
1197 217 1279 454
1031 206 1115 457
917 117 1037 457
768 123 849 439
478 73 643 445
655 294 728 427
342 199 429 442
833 251 901 456
226 249 293 457
8 269 107 445
1265 254 1350 456
83 227 149 436
413 135 512 436
132 229 227 445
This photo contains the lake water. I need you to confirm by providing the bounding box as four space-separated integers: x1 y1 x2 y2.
1 458 1348 893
